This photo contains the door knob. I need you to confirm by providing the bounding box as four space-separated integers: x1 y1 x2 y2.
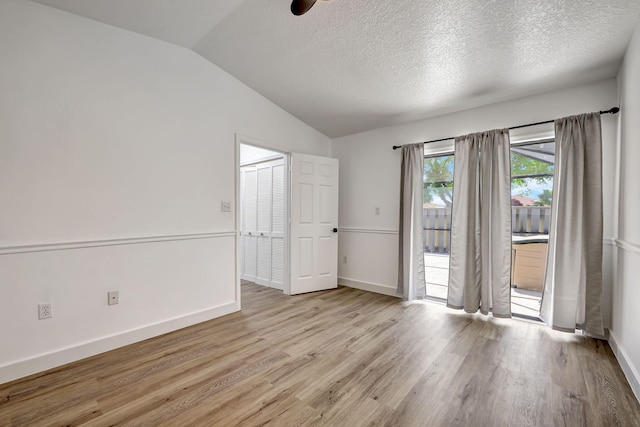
332 228 338 233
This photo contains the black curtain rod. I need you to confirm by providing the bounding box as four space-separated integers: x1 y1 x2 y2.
392 107 620 150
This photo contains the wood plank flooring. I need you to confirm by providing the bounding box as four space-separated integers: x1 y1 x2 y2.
2 282 639 426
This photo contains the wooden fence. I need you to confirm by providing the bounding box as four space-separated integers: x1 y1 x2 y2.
423 206 551 253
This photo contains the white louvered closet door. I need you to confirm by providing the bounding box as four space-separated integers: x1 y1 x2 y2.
241 167 257 283
241 158 285 290
270 163 285 290
255 164 271 286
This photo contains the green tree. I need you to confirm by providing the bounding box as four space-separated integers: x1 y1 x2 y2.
511 152 554 189
423 152 554 206
423 156 454 207
535 189 553 206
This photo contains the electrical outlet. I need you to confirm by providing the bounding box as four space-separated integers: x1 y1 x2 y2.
38 303 52 320
343 255 348 263
221 201 232 212
375 207 380 215
108 291 119 305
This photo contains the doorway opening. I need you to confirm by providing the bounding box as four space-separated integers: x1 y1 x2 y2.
422 139 555 319
239 143 288 292
509 139 555 318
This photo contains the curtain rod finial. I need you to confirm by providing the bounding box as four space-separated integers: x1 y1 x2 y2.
392 145 401 150
601 107 620 115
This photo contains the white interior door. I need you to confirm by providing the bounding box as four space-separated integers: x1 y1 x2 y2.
290 153 339 295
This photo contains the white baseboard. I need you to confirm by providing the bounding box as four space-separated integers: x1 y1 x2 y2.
608 331 640 403
338 277 400 298
0 301 239 385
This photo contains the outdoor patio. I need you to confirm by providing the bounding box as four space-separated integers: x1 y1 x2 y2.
425 253 542 318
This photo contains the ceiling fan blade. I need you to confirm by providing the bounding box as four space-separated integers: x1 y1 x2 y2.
291 0 318 16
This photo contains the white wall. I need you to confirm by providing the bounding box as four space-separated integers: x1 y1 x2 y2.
333 79 620 322
611 18 640 401
0 0 330 384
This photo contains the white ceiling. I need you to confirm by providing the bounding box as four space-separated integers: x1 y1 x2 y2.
28 0 640 138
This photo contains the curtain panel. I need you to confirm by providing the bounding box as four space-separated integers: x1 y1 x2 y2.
448 129 512 317
540 113 604 336
397 143 426 300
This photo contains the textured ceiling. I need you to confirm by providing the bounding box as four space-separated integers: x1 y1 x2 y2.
28 0 640 138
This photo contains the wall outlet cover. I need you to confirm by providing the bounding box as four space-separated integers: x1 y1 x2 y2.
38 303 52 320
221 201 232 212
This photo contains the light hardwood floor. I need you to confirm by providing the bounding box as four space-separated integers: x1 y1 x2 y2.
2 282 639 426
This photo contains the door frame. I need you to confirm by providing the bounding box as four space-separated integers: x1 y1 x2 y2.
235 135 292 303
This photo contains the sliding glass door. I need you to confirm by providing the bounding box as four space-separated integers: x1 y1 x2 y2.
422 139 555 319
510 139 554 318
423 153 454 300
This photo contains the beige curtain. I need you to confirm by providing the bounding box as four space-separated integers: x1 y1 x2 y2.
397 143 426 300
448 129 512 317
540 113 604 336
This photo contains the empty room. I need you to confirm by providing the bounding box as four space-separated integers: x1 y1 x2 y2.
2 0 640 425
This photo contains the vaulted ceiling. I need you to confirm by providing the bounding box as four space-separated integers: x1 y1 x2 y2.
28 0 640 138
